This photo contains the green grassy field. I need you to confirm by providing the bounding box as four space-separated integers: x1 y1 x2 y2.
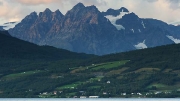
57 76 103 90
70 60 129 73
90 60 129 70
57 81 83 90
2 70 43 80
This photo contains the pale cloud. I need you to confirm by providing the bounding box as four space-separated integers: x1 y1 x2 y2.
14 0 60 5
13 0 106 6
74 0 106 6
0 0 31 24
0 1 3 5
166 0 180 9
145 0 159 3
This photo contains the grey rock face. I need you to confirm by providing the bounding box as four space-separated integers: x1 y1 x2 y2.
8 3 180 55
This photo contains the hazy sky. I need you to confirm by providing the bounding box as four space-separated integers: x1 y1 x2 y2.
0 0 180 25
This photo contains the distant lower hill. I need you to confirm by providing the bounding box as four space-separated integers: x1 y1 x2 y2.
75 43 180 98
0 31 95 76
0 31 95 60
87 43 180 74
0 31 10 36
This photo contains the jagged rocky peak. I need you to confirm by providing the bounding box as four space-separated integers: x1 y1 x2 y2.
102 8 120 16
30 11 38 16
53 9 64 18
122 12 139 20
102 7 129 17
49 2 110 34
87 4 97 8
65 2 85 17
21 11 38 23
65 3 100 21
38 9 64 18
86 5 101 16
38 8 54 22
66 3 100 15
87 5 100 13
44 8 52 13
39 8 52 16
116 12 141 29
72 2 85 10
54 9 63 16
85 5 102 24
119 7 129 12
51 9 64 22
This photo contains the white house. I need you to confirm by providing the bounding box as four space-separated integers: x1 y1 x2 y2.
80 96 87 98
89 96 99 98
107 81 110 84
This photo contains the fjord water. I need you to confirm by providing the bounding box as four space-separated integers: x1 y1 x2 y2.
0 98 180 101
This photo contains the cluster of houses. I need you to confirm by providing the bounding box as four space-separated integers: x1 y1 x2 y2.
39 91 100 98
39 89 172 98
39 91 63 97
78 96 99 98
120 91 172 97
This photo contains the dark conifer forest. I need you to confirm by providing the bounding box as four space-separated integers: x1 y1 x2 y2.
1 31 180 98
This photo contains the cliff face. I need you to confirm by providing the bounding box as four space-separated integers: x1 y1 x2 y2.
42 3 134 55
9 9 64 43
8 3 180 55
115 13 174 48
9 3 134 55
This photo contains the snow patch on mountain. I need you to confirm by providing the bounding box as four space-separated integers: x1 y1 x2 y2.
105 15 125 30
167 35 180 44
105 12 128 30
169 21 180 26
1 22 19 30
131 29 134 33
134 40 148 49
141 21 146 28
121 9 124 12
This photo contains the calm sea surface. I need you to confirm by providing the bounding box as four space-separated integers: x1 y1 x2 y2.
0 98 179 101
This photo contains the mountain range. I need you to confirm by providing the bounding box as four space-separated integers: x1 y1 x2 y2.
8 3 180 55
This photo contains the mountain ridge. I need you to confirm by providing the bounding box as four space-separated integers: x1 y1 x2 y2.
0 31 94 60
8 3 180 55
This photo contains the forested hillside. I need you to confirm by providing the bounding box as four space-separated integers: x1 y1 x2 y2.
0 31 96 97
1 31 180 98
